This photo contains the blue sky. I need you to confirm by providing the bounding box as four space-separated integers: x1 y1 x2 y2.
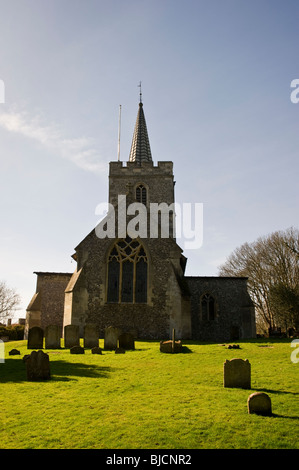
0 0 298 319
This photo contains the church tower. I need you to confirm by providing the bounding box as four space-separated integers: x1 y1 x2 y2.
26 94 256 342
63 98 192 339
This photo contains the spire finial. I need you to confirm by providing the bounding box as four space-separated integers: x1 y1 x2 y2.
138 81 142 104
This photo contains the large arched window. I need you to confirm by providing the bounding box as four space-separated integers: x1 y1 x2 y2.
200 293 216 321
136 184 147 205
107 237 148 303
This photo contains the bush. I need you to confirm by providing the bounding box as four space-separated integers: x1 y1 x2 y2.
0 325 24 340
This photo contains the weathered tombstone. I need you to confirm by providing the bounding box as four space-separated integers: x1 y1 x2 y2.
160 330 182 354
9 349 20 355
83 324 99 349
91 347 102 355
27 326 44 349
104 326 122 350
160 340 182 353
115 347 125 354
223 358 251 389
247 392 272 416
70 345 84 354
26 350 51 381
118 332 135 350
45 325 61 349
64 325 80 349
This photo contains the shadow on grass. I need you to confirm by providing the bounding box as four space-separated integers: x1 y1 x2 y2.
271 413 299 420
0 358 116 383
251 388 299 420
254 387 299 397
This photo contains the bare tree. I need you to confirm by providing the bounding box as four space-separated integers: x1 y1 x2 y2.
0 281 21 323
218 227 299 332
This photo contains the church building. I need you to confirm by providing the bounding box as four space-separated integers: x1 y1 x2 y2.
25 97 256 342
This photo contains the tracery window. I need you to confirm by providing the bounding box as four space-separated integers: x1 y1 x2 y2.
136 184 147 205
200 293 216 321
107 237 148 303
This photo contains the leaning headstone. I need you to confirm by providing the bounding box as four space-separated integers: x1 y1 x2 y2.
248 392 272 416
84 324 99 349
26 350 51 381
27 326 44 349
104 326 122 350
45 325 61 349
223 358 251 389
64 325 80 349
118 333 135 350
70 345 84 354
91 347 102 355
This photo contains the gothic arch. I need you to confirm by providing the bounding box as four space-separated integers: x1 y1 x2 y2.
106 236 148 304
200 292 217 321
134 182 149 206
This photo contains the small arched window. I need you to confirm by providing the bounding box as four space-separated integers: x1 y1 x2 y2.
107 237 148 303
200 293 216 321
136 184 147 205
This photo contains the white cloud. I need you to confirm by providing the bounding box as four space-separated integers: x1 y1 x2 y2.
0 106 105 173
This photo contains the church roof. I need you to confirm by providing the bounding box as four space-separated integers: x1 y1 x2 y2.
129 102 152 164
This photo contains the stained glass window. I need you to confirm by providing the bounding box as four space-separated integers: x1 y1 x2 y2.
107 237 148 303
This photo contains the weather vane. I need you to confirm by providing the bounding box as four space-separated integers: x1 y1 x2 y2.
138 81 142 103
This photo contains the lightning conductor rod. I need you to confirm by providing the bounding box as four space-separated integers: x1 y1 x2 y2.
117 104 121 161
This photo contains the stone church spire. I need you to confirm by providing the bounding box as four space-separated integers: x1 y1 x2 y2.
128 99 153 164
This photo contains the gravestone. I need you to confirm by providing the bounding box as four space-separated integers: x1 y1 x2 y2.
45 325 61 349
160 329 182 353
160 340 182 353
115 347 125 354
64 325 80 349
223 358 251 389
104 326 122 350
91 347 102 355
9 349 20 355
118 333 135 350
247 392 272 416
70 345 84 354
84 324 99 349
27 326 44 349
26 350 51 381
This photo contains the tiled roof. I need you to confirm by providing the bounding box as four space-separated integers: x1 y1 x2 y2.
129 102 152 164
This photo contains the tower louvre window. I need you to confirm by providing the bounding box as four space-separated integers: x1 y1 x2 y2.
136 184 147 205
107 237 148 303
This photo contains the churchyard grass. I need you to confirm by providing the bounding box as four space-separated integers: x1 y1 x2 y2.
0 338 298 449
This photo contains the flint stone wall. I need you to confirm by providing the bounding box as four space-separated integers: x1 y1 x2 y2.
186 277 256 342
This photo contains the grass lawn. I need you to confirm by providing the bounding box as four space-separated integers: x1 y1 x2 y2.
0 338 298 449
